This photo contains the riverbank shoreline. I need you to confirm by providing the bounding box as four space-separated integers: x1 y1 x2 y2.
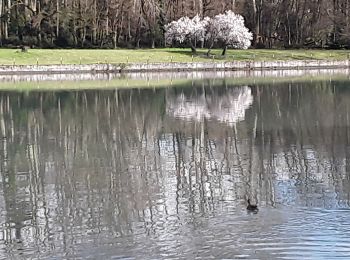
0 60 349 75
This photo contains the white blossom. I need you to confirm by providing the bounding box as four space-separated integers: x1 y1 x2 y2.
206 10 252 49
165 11 252 52
166 86 253 126
165 15 209 46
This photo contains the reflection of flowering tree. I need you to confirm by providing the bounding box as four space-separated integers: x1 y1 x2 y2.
167 92 210 121
166 86 253 125
209 87 253 125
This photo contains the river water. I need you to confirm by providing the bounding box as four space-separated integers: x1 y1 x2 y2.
0 74 350 259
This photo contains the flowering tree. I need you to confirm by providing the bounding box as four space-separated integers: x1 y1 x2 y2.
206 11 253 56
165 11 252 56
165 15 209 54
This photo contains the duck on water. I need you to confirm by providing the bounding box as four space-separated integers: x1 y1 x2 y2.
247 199 258 212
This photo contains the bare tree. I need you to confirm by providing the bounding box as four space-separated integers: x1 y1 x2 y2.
0 0 349 48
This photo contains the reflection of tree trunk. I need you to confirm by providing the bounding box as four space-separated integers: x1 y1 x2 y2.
0 97 17 241
199 120 207 211
58 97 62 135
255 112 262 201
0 96 6 139
0 97 9 190
346 106 350 178
187 136 195 213
266 132 274 206
95 94 100 140
232 124 245 182
331 93 338 181
175 132 182 214
27 110 51 244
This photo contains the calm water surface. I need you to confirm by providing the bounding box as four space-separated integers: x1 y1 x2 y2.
0 78 350 259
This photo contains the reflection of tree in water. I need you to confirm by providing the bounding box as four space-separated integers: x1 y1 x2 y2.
166 86 253 125
0 81 349 257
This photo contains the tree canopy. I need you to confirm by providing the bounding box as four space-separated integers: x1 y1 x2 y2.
165 15 209 54
206 11 252 55
165 11 252 55
0 0 349 49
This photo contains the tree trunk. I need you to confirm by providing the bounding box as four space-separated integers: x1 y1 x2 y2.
106 3 109 36
37 33 42 47
221 45 228 56
56 0 60 37
232 0 236 10
346 0 349 36
0 0 3 44
92 0 97 44
113 31 117 49
198 0 203 17
251 0 258 44
206 43 214 56
4 0 10 39
81 27 86 47
333 0 337 44
36 0 41 46
190 45 197 54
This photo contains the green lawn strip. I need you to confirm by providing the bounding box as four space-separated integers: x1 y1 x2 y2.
0 73 347 91
0 78 189 91
0 49 349 65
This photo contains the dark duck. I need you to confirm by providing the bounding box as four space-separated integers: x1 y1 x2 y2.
247 199 258 212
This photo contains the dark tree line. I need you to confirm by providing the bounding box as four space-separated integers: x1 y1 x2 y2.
0 0 349 49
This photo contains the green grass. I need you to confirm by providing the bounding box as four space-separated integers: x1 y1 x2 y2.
0 48 350 65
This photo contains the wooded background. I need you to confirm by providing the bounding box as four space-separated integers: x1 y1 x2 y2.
0 0 349 49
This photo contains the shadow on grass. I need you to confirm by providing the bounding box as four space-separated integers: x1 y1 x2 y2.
163 49 244 61
163 49 195 56
163 48 326 61
163 49 213 58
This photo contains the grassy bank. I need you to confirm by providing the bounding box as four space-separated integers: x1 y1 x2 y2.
0 48 350 65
